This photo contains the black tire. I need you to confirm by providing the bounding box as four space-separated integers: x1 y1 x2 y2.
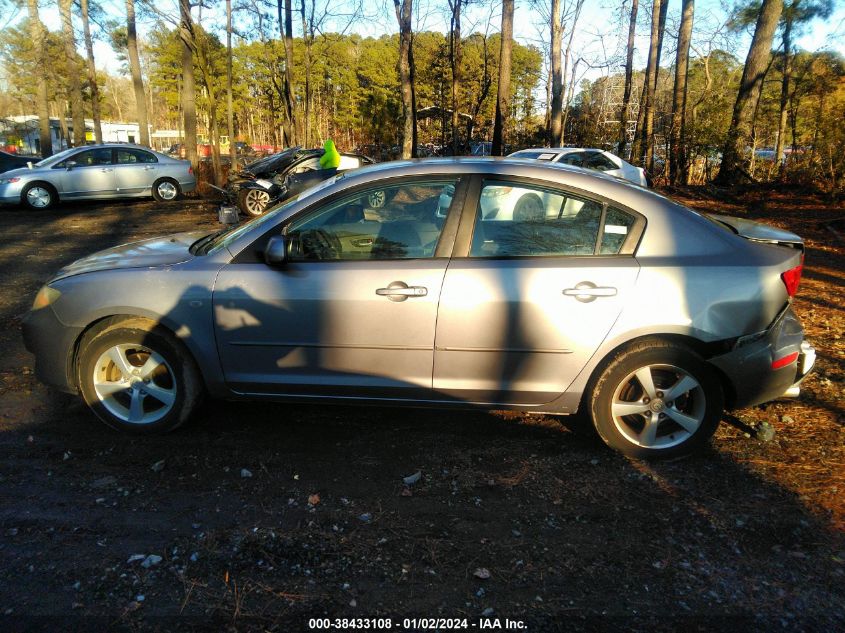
152 178 181 202
589 339 723 459
21 182 57 210
513 193 544 221
237 188 271 216
77 319 203 434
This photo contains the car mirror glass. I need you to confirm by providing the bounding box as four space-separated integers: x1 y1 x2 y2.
264 235 289 267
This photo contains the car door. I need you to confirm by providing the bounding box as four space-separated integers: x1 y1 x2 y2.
57 147 116 198
433 177 643 405
113 148 159 194
213 177 464 399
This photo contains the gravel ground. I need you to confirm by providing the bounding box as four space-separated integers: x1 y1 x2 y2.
0 189 843 632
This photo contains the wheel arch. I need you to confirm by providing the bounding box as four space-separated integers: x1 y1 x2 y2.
576 332 736 414
69 314 208 393
21 180 60 204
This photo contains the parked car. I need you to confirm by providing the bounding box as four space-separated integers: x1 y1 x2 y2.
0 149 38 174
509 147 649 187
228 146 375 216
0 144 195 210
22 158 814 459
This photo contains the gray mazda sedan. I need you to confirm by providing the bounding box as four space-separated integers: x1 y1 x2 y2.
22 158 814 458
0 143 195 210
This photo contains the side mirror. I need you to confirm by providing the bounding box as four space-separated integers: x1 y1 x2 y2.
65 161 77 171
264 235 288 267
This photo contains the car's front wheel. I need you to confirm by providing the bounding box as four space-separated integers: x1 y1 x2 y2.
22 182 57 210
237 188 271 216
77 319 202 434
590 339 723 459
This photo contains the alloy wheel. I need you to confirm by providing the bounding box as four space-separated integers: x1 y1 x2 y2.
610 364 705 450
245 189 270 215
26 187 52 208
92 344 176 425
157 181 178 200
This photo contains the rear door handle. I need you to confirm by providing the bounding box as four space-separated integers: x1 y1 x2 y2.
100 168 114 173
376 281 428 302
563 282 617 303
143 166 156 170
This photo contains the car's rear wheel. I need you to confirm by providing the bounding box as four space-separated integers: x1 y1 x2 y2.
152 178 181 202
237 188 270 216
590 339 723 459
22 182 57 210
77 320 202 434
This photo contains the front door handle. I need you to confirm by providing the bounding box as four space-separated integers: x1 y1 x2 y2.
143 166 156 170
563 282 617 303
376 281 428 302
100 168 114 172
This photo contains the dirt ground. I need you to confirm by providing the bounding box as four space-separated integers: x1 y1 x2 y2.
0 187 843 632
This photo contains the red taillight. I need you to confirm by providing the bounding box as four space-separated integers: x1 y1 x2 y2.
781 260 803 297
188 166 193 175
772 351 799 370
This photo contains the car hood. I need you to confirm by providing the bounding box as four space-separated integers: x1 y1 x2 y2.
51 231 206 281
707 214 803 246
1 166 37 178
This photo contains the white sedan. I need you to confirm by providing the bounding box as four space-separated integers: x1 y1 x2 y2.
508 147 649 187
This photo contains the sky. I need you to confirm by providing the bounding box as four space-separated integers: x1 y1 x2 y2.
6 0 845 92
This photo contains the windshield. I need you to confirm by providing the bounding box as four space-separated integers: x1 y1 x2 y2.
35 147 78 167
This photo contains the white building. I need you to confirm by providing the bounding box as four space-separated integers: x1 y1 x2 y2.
1 116 153 154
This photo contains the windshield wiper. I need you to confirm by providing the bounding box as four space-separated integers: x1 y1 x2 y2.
190 229 229 255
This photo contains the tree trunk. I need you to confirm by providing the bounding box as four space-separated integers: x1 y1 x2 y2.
126 0 150 146
179 0 198 171
27 0 52 157
643 0 667 173
301 0 314 147
631 0 668 168
277 0 296 146
669 0 694 185
774 17 792 180
617 0 638 157
492 0 514 156
549 0 563 146
59 0 85 147
393 0 417 158
560 0 585 142
80 0 103 143
449 0 462 154
226 0 236 171
715 0 784 186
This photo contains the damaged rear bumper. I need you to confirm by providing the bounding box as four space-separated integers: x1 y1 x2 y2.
708 306 815 409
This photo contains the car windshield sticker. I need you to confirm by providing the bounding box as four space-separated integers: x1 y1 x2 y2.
538 153 556 161
604 225 628 235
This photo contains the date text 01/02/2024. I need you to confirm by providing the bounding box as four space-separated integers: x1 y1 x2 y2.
307 617 528 630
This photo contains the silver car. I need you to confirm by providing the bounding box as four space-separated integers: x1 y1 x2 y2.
509 148 649 187
0 143 196 210
22 158 814 458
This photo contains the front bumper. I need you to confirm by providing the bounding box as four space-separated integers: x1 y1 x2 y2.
22 306 83 394
708 306 815 409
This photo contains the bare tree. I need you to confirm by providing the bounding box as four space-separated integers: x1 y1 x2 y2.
715 0 784 185
126 0 150 146
277 0 296 146
80 0 103 143
669 0 694 185
617 0 638 156
448 0 463 153
26 0 52 156
393 0 417 158
549 0 562 145
630 0 665 170
179 0 198 170
559 0 585 140
226 0 236 170
59 0 85 147
492 0 514 156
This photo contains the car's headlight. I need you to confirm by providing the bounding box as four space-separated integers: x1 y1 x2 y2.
32 285 61 311
0 177 21 185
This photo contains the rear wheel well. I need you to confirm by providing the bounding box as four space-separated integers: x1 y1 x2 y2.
580 334 737 412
